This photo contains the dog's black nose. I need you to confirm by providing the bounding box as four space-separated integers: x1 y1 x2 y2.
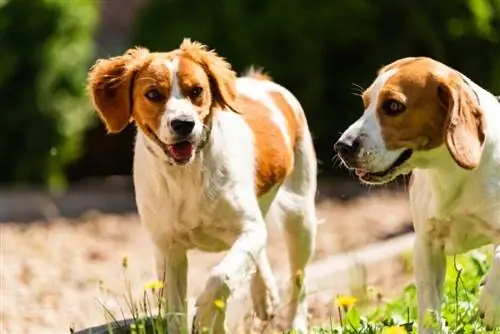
171 118 195 137
334 137 360 159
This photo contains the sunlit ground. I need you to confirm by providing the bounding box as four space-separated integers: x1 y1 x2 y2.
1 191 412 334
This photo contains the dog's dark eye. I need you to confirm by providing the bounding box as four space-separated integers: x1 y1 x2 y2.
145 89 164 102
382 99 406 115
189 86 203 99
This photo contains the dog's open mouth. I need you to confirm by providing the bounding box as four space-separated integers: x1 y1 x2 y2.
355 149 413 181
166 141 194 162
145 126 195 163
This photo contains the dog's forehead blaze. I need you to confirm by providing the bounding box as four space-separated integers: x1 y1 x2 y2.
131 52 215 136
370 58 450 151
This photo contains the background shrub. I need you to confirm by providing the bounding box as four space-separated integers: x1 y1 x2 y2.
0 0 97 188
3 0 500 185
130 0 500 172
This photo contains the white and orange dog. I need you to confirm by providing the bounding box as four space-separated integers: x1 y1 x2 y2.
335 57 500 332
87 39 317 333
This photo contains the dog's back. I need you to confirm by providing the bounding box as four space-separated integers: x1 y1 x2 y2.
234 67 317 198
234 68 318 330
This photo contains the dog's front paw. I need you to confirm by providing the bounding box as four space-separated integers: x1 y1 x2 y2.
478 286 500 329
193 273 230 333
250 279 280 321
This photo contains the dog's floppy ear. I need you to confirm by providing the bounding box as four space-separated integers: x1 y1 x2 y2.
87 47 150 133
180 39 239 113
437 78 486 169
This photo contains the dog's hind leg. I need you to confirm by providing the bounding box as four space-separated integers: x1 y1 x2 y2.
276 124 318 333
281 195 317 333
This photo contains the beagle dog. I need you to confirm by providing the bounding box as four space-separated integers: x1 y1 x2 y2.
334 57 500 332
87 39 318 333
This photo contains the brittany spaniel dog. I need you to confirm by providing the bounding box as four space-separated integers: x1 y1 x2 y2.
87 39 318 333
335 57 500 332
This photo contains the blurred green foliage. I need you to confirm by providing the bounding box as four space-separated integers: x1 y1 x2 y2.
2 0 500 185
132 0 500 168
0 0 97 188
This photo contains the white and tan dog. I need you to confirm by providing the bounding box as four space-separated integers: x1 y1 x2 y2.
335 57 500 332
87 39 317 333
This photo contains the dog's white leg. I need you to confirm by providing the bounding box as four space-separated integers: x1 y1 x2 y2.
478 244 500 329
282 208 316 334
250 248 280 322
414 235 447 334
194 221 267 334
155 246 189 334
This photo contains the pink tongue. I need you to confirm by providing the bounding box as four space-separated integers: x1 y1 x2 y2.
355 169 367 177
168 142 193 160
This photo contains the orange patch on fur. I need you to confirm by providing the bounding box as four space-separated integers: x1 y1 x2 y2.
366 57 486 169
175 55 213 119
87 47 152 133
269 92 302 145
377 57 420 75
361 92 371 110
236 96 294 196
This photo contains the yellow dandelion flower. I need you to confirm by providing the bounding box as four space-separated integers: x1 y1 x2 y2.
334 295 357 309
143 279 164 290
121 254 129 268
213 299 225 310
383 326 408 334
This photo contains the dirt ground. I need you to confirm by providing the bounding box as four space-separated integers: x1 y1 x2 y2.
1 189 413 334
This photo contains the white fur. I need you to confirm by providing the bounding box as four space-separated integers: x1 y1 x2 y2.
236 77 303 148
133 73 317 333
158 57 205 146
338 68 408 173
341 65 500 332
409 78 500 332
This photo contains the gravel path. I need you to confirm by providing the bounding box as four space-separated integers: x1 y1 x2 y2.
1 190 412 334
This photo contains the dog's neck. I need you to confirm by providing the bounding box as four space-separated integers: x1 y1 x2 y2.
414 80 500 210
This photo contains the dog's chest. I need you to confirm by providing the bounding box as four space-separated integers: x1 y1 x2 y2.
426 214 498 254
411 172 500 254
139 166 245 252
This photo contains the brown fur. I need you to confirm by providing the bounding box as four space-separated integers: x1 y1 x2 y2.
269 91 303 144
366 57 486 169
236 95 295 196
87 47 151 133
180 39 239 113
88 39 299 194
87 39 240 139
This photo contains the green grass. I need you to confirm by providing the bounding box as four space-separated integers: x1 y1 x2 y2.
73 249 498 334
310 248 498 334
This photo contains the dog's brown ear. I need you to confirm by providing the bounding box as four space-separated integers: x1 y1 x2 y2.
437 79 486 169
180 39 239 113
87 47 150 133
